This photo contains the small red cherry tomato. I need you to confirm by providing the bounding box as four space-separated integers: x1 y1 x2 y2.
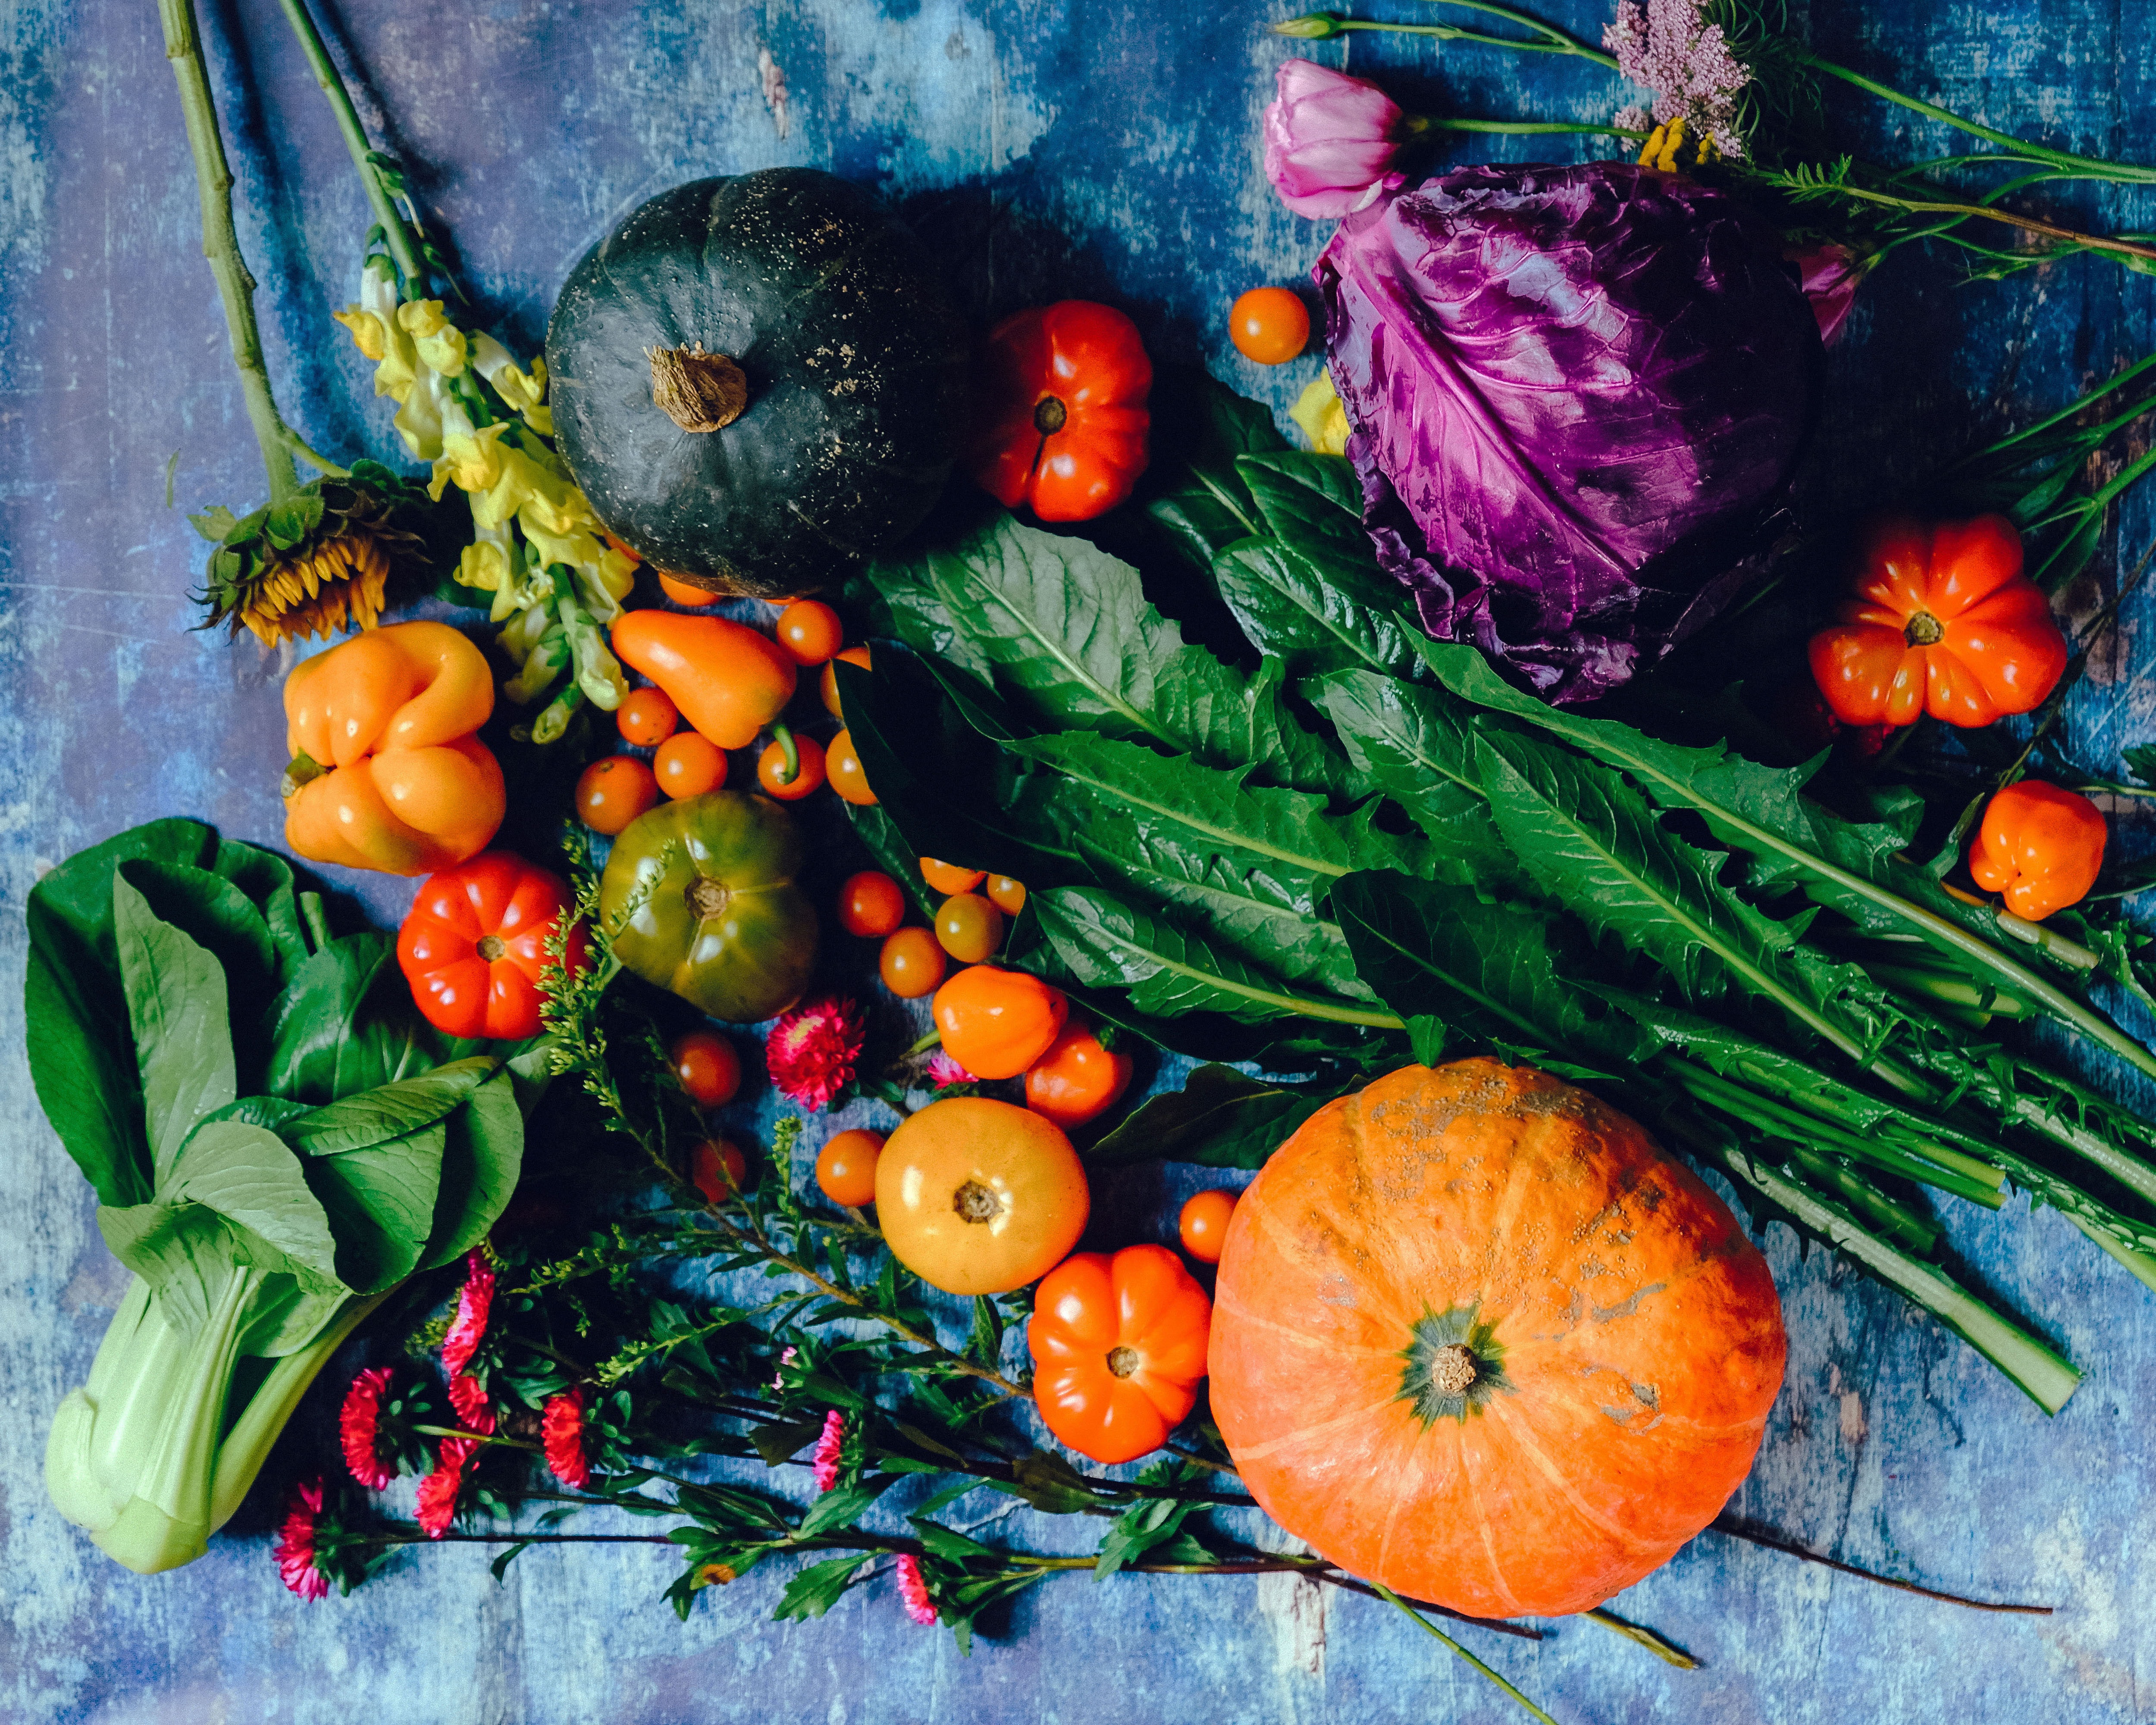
1967 779 2108 921
690 1138 748 1202
1228 287 1310 365
1177 1189 1239 1265
617 686 679 747
671 1031 742 1108
1028 1245 1212 1464
654 731 727 800
397 851 590 1041
577 756 660 834
1025 1020 1133 1129
816 1129 885 1208
757 735 827 801
839 872 906 938
775 601 845 665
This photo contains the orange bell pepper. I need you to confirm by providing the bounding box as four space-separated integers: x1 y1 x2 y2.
611 610 797 751
932 965 1068 1080
282 621 504 876
1027 1245 1211 1464
1808 514 2067 729
1967 779 2107 921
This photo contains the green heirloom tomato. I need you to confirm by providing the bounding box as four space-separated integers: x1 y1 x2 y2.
599 791 818 1023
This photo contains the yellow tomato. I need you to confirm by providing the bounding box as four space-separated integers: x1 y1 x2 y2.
874 1098 1090 1295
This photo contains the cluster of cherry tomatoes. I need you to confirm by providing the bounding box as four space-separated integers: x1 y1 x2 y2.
573 587 878 837
667 1027 750 1203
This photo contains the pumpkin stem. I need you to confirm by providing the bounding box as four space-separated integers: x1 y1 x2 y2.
687 876 731 920
648 342 750 433
1033 394 1068 436
1428 1343 1479 1396
476 934 506 963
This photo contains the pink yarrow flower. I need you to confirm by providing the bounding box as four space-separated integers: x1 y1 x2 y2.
338 1366 398 1491
273 1478 331 1601
441 1251 496 1436
417 1436 479 1539
1263 59 1407 220
1788 241 1865 346
896 1553 938 1626
765 997 866 1111
1604 0 1751 160
812 1408 846 1493
542 1388 593 1490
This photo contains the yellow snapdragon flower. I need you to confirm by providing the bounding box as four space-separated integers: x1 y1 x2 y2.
470 334 555 433
397 299 469 378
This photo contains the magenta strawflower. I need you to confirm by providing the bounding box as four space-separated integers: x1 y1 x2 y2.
1604 0 1750 159
1263 59 1407 219
273 1478 331 1601
765 997 866 1111
926 1050 975 1088
338 1366 398 1491
441 1250 496 1435
812 1408 846 1493
895 1553 938 1626
542 1388 592 1490
416 1436 479 1539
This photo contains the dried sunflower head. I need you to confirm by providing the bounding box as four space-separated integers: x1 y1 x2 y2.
194 461 447 646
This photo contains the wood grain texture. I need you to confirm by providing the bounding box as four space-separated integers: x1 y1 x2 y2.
2 1 2154 1719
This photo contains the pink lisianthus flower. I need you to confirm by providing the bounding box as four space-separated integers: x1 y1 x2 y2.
338 1366 398 1491
1787 241 1865 346
895 1553 938 1626
811 1408 846 1493
272 1479 331 1601
1263 59 1407 220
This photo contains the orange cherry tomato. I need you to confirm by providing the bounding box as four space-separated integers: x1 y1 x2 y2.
653 731 727 800
970 301 1152 523
611 611 797 750
875 1097 1089 1295
920 857 987 895
1808 514 2067 729
839 872 906 938
1177 1189 1239 1265
690 1138 748 1202
879 927 946 999
935 893 1004 963
827 731 876 805
616 686 679 747
1967 779 2107 921
577 756 660 835
1025 1020 1133 1129
396 851 591 1041
758 735 827 801
821 647 873 720
816 1129 885 1208
933 965 1068 1080
775 601 845 665
1028 1245 1211 1464
1228 287 1311 365
658 572 723 607
985 875 1027 916
671 1030 742 1108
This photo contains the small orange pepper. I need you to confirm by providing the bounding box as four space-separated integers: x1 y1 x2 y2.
1967 779 2106 921
611 610 796 750
933 964 1068 1080
1027 1245 1211 1464
282 621 504 875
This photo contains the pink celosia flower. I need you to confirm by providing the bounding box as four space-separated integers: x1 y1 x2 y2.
811 1408 845 1493
895 1553 938 1626
542 1388 592 1490
1604 0 1751 160
925 1050 976 1088
1263 59 1407 219
441 1251 496 1436
417 1437 479 1540
338 1366 398 1491
273 1478 331 1601
1788 241 1865 346
765 997 867 1111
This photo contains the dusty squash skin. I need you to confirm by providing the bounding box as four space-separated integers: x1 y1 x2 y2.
1210 1057 1786 1619
546 169 968 599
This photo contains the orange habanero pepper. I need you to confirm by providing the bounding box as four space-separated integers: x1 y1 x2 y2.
1808 514 2067 729
932 964 1068 1080
1027 1245 1212 1465
282 621 504 876
1967 779 2107 922
611 610 797 751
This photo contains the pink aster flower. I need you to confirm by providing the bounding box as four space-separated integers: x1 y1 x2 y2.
338 1366 398 1491
1604 0 1751 160
417 1436 479 1540
811 1408 846 1493
926 1050 976 1088
448 1372 495 1436
1788 241 1865 346
441 1251 496 1435
1263 59 1407 220
542 1388 592 1490
895 1553 938 1626
765 997 866 1111
273 1478 331 1601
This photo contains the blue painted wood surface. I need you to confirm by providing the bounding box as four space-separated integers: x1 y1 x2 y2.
5 1 2156 1719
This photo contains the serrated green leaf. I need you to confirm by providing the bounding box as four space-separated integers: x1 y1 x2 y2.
1143 370 1290 573
188 505 239 543
796 1476 896 1536
1213 537 1421 680
908 1518 1000 1563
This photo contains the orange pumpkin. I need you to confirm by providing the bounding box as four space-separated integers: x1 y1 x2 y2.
1210 1058 1785 1620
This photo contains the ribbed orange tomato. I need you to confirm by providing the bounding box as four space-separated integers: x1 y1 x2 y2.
1210 1059 1786 1620
1028 1246 1211 1464
874 1098 1088 1295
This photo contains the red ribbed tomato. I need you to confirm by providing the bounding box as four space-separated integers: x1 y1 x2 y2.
397 852 590 1041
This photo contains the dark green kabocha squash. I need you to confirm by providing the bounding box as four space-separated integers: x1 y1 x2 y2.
546 169 968 598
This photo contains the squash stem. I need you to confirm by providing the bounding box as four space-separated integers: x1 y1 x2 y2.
1371 1584 1563 1725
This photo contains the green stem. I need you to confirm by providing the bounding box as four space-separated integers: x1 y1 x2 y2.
1373 1583 1562 1725
157 0 309 505
769 722 800 785
1307 15 1612 61
274 0 432 289
1408 113 1646 140
1582 1608 1699 1669
1820 180 2156 263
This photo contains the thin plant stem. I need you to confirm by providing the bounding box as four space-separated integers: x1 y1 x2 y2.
1417 0 1616 64
273 0 432 289
1411 114 1648 140
1820 181 2156 263
1708 1517 2053 1613
156 0 342 503
1373 1583 1562 1725
1583 1607 1700 1669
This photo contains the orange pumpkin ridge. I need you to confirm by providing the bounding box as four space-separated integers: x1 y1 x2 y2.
1210 1058 1786 1620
